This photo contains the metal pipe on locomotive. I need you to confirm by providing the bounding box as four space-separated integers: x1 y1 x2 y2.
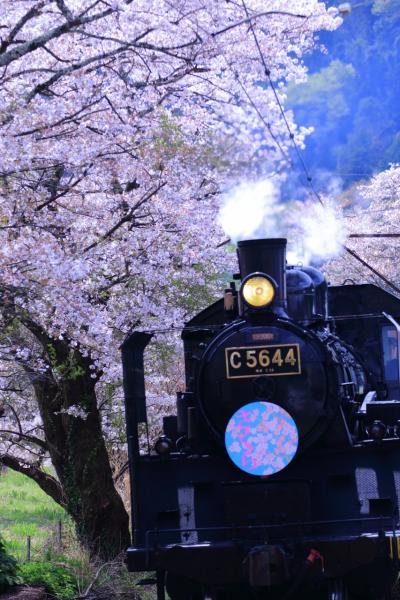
122 238 400 600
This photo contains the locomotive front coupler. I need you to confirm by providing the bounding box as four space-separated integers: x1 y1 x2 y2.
244 543 291 587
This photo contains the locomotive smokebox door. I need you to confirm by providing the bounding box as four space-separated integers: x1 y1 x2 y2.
224 401 299 476
197 321 340 452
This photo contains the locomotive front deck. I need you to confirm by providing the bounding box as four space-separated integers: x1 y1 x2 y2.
126 441 400 597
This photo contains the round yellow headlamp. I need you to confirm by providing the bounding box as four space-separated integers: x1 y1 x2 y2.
242 276 275 308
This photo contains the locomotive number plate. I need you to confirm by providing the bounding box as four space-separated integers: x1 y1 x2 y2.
225 344 301 379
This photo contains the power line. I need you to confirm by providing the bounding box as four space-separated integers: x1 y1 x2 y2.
349 233 400 238
234 74 290 163
344 246 400 295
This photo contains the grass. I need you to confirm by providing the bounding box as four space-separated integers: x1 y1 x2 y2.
0 468 68 561
0 468 159 598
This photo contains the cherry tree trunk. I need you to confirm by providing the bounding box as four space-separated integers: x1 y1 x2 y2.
31 343 130 559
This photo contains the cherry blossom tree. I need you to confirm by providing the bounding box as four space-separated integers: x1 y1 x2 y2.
0 0 340 557
324 165 400 293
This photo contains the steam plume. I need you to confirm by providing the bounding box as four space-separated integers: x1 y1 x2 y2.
217 180 283 241
218 180 346 265
288 201 347 265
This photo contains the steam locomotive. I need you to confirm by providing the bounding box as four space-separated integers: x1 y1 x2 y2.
122 238 400 599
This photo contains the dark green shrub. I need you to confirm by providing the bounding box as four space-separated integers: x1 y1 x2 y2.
0 534 21 592
18 562 77 599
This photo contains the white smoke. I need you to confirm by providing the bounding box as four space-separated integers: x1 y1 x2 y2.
288 201 347 265
217 179 283 241
218 180 347 265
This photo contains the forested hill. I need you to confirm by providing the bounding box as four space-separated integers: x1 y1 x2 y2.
287 0 400 188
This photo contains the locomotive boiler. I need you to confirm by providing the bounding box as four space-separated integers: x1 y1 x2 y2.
122 238 400 599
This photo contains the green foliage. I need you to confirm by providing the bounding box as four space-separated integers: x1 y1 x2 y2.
0 535 21 592
46 343 85 380
287 5 400 183
18 562 77 598
288 60 356 105
149 109 251 176
154 112 185 157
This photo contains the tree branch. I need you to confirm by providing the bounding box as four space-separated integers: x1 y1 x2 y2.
0 453 65 507
0 6 114 68
113 460 129 483
0 428 48 451
0 2 45 55
211 10 308 38
55 0 74 23
84 182 167 252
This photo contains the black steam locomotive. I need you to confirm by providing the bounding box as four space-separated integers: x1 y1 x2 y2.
122 238 400 599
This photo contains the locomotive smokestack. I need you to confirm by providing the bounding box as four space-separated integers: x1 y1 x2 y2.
237 238 287 310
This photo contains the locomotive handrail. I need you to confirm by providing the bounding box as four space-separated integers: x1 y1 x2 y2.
333 312 392 320
359 391 377 414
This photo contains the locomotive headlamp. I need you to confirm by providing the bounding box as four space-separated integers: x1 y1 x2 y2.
241 275 275 308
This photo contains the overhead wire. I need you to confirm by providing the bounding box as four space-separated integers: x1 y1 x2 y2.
349 233 400 238
234 74 291 163
343 247 400 295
